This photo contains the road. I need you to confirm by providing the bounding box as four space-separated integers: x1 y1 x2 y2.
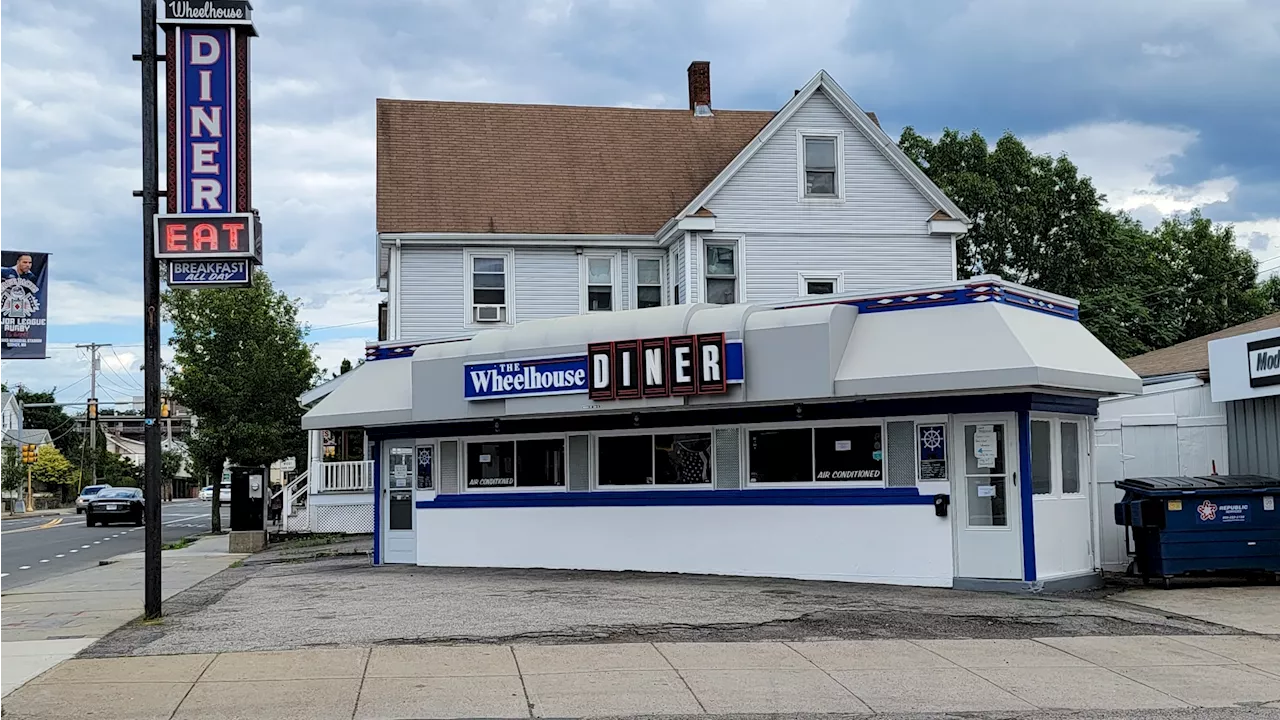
0 499 228 591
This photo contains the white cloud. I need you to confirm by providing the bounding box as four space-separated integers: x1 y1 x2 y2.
312 336 369 378
1025 121 1237 215
55 281 143 326
297 281 380 331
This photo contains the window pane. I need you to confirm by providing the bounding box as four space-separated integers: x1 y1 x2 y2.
814 425 883 482
588 258 612 284
598 435 654 485
1061 422 1081 494
516 439 565 488
749 428 813 483
655 433 712 484
473 288 505 305
806 280 835 294
964 424 1006 475
804 137 836 169
706 278 736 305
636 259 662 286
967 476 1009 526
588 287 612 311
806 171 836 196
1031 420 1052 494
467 441 515 488
473 273 505 288
636 285 662 309
416 445 433 490
472 257 505 273
705 246 735 276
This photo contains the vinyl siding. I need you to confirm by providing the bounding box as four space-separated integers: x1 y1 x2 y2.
398 246 465 339
672 242 686 304
741 232 955 303
1226 395 1280 478
619 250 630 310
705 89 938 236
514 247 579 321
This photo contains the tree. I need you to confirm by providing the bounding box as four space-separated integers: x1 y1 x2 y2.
164 269 320 532
12 388 79 457
898 127 1275 356
31 445 79 501
2 445 24 496
1254 274 1280 311
98 451 142 487
339 358 353 375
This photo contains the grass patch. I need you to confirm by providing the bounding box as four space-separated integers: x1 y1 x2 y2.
161 537 195 551
228 559 244 568
138 618 164 626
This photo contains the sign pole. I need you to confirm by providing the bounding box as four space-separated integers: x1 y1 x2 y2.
139 0 164 620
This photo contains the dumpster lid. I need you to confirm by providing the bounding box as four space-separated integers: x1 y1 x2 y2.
1117 474 1280 494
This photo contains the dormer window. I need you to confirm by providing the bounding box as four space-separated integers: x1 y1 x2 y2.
797 131 844 200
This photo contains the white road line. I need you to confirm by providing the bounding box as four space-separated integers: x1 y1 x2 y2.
81 545 90 548
55 554 65 558
18 565 30 570
70 549 78 553
39 559 49 563
93 541 100 544
1 572 8 577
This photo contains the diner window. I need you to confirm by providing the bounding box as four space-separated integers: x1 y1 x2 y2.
705 244 737 305
802 135 839 198
1031 420 1052 495
597 433 712 486
466 438 565 490
748 428 813 483
814 425 883 482
634 256 664 309
583 254 616 312
1061 421 1081 494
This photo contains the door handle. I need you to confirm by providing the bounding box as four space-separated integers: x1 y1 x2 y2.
1012 471 1017 487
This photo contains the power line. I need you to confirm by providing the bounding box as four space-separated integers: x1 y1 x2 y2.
107 347 145 391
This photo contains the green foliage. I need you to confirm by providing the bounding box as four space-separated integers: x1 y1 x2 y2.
2 445 24 494
339 358 353 375
160 449 184 484
899 127 1280 357
12 388 79 456
31 445 78 488
163 269 320 472
98 451 142 487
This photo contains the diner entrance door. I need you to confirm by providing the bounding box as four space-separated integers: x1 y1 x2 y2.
381 441 416 564
952 415 1023 580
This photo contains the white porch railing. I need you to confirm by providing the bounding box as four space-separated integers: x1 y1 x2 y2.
280 471 309 533
315 460 374 493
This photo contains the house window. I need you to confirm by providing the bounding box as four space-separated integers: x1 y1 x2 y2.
634 257 664 309
1030 417 1086 497
747 428 813 483
814 426 883 482
466 438 565 490
597 433 713 486
803 136 838 197
799 272 840 296
467 250 512 324
587 257 613 311
705 244 737 305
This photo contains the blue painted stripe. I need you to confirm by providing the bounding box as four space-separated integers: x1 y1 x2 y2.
371 440 382 566
416 486 934 510
725 340 744 382
1017 411 1037 582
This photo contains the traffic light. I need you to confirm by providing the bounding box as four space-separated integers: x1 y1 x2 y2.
160 397 170 418
87 398 98 420
21 444 37 464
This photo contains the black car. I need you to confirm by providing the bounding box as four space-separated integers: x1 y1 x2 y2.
86 488 145 527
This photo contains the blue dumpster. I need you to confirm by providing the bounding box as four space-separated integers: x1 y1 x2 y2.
1114 475 1280 587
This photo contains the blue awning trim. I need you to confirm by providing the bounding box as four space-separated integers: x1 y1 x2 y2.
416 486 935 510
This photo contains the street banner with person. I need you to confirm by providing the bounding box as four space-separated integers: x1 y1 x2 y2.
1 250 49 359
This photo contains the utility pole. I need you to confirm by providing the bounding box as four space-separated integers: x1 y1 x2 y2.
136 0 163 620
76 342 111 484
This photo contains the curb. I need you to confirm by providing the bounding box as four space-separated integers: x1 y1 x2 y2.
4 508 76 519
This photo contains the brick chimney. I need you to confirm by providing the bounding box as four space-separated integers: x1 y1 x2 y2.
688 61 712 116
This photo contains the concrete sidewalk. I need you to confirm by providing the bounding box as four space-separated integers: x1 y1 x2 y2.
5 635 1280 718
0 534 246 697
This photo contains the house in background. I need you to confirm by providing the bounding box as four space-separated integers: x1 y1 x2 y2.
290 63 967 532
293 62 974 534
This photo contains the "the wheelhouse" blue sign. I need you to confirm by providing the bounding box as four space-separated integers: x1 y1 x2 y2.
465 355 588 400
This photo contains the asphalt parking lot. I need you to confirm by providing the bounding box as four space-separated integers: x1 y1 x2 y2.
86 553 1240 658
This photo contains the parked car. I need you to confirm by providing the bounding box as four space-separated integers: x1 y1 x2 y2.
85 487 144 527
75 484 112 514
219 480 231 503
198 486 213 501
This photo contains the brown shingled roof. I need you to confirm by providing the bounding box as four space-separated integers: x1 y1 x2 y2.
376 99 775 235
1124 311 1280 378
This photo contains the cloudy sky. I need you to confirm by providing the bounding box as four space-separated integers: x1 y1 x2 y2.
3 0 1279 402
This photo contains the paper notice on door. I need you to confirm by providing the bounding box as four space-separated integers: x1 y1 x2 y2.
973 425 998 469
1265 496 1275 511
834 440 852 451
977 485 997 498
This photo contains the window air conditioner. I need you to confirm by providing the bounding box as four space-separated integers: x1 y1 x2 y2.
473 305 505 323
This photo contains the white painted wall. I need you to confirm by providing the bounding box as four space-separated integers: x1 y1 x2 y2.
1033 496 1093 579
1094 378 1229 570
416 504 953 586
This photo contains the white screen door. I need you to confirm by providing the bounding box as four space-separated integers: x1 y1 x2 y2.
382 442 416 564
953 415 1022 579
